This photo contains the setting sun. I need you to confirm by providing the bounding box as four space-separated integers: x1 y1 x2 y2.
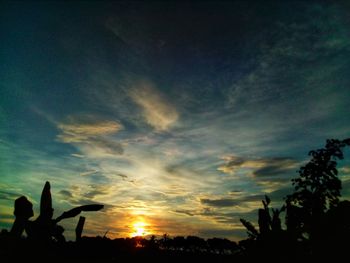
131 221 149 237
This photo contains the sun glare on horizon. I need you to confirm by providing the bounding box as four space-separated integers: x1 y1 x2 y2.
131 221 149 237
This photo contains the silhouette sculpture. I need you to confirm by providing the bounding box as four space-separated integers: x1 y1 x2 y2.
10 181 103 242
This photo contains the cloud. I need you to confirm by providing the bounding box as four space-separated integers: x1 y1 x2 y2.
200 195 260 209
200 186 292 210
80 137 124 155
254 166 291 178
56 184 114 208
174 209 195 217
57 115 124 156
201 198 239 207
71 153 84 158
340 166 350 174
196 206 260 227
341 179 350 199
58 190 73 198
0 190 20 201
253 158 298 177
115 173 128 180
80 170 99 177
218 155 298 179
226 3 350 131
81 184 112 200
217 156 256 174
83 189 108 199
129 80 179 131
198 228 247 241
57 117 123 143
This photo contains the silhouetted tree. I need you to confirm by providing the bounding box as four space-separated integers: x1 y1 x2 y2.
173 236 186 251
140 235 159 250
286 138 350 243
159 233 171 250
207 237 239 255
186 236 207 252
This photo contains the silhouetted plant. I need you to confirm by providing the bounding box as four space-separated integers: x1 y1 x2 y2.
207 237 239 255
186 235 207 252
240 195 285 242
286 138 350 241
9 181 104 242
240 219 259 240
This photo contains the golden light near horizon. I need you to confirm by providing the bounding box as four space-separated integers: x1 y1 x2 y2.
131 221 150 237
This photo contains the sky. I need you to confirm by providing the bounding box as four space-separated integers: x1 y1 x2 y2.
1 1 350 241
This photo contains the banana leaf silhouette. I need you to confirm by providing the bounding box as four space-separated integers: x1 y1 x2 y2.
55 204 104 222
40 181 53 220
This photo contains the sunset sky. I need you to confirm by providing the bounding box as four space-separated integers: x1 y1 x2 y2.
1 1 350 241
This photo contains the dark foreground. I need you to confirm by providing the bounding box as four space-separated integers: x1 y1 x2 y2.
1 236 237 263
1 234 347 263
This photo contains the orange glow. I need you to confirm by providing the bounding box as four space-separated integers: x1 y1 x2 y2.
131 221 149 237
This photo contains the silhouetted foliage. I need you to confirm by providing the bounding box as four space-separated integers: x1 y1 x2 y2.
7 181 103 244
240 195 289 260
239 219 258 239
240 195 285 241
286 139 350 245
240 138 350 260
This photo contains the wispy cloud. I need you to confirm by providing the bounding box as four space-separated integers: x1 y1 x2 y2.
200 189 290 209
340 166 350 174
79 137 124 156
226 4 350 133
201 198 239 207
80 170 99 177
218 155 298 178
174 209 195 217
57 115 124 157
129 80 179 131
71 153 85 158
83 185 111 199
57 116 123 143
58 189 73 198
57 184 116 208
0 190 21 201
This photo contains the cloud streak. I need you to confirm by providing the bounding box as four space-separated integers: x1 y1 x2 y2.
129 80 179 131
201 198 239 207
57 116 123 143
57 115 124 157
218 155 298 179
